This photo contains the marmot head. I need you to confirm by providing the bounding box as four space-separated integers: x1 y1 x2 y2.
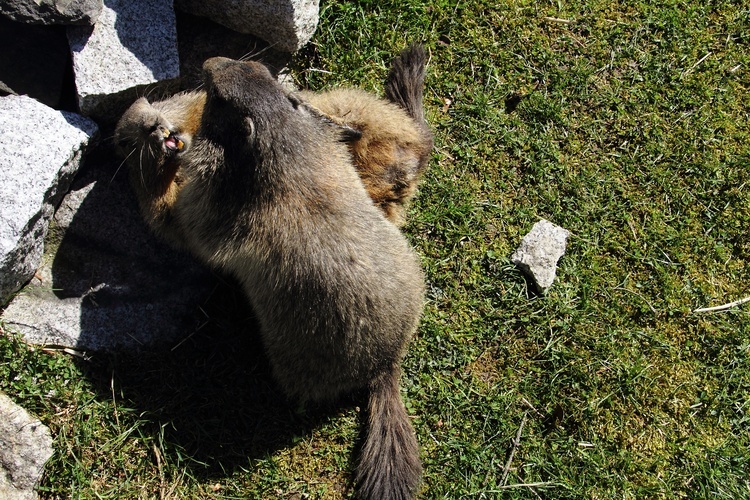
115 97 188 197
200 58 307 146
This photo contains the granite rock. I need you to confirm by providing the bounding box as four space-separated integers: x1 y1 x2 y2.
0 95 98 304
0 0 102 25
67 0 179 121
0 393 53 500
175 0 319 53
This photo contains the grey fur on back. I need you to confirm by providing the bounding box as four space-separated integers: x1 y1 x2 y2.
173 57 424 498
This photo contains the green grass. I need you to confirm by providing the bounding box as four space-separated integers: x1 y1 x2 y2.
2 0 750 497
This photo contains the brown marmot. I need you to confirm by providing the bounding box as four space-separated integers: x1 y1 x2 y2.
115 45 432 241
117 48 429 499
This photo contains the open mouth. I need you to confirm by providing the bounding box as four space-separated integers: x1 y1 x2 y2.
164 132 185 153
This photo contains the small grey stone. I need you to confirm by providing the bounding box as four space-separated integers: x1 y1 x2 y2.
511 219 570 293
175 0 320 53
0 393 53 500
0 0 102 25
0 95 99 304
67 0 179 121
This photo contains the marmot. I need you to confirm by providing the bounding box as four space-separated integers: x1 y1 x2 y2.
117 49 428 499
115 45 432 239
114 91 206 248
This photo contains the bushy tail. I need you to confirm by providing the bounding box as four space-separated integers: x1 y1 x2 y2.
356 365 421 499
385 44 429 127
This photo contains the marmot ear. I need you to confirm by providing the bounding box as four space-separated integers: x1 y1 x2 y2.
244 117 256 141
338 125 362 142
288 94 303 108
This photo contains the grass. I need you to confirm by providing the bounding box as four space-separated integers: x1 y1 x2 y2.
2 0 750 497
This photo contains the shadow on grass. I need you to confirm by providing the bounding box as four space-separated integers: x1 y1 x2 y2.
77 279 354 478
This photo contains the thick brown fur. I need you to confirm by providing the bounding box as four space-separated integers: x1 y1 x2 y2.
296 45 432 225
118 52 427 498
114 45 432 229
114 91 206 248
301 45 433 225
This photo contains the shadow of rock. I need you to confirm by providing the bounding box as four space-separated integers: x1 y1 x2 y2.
175 10 291 90
76 282 352 476
3 139 212 350
0 16 71 109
